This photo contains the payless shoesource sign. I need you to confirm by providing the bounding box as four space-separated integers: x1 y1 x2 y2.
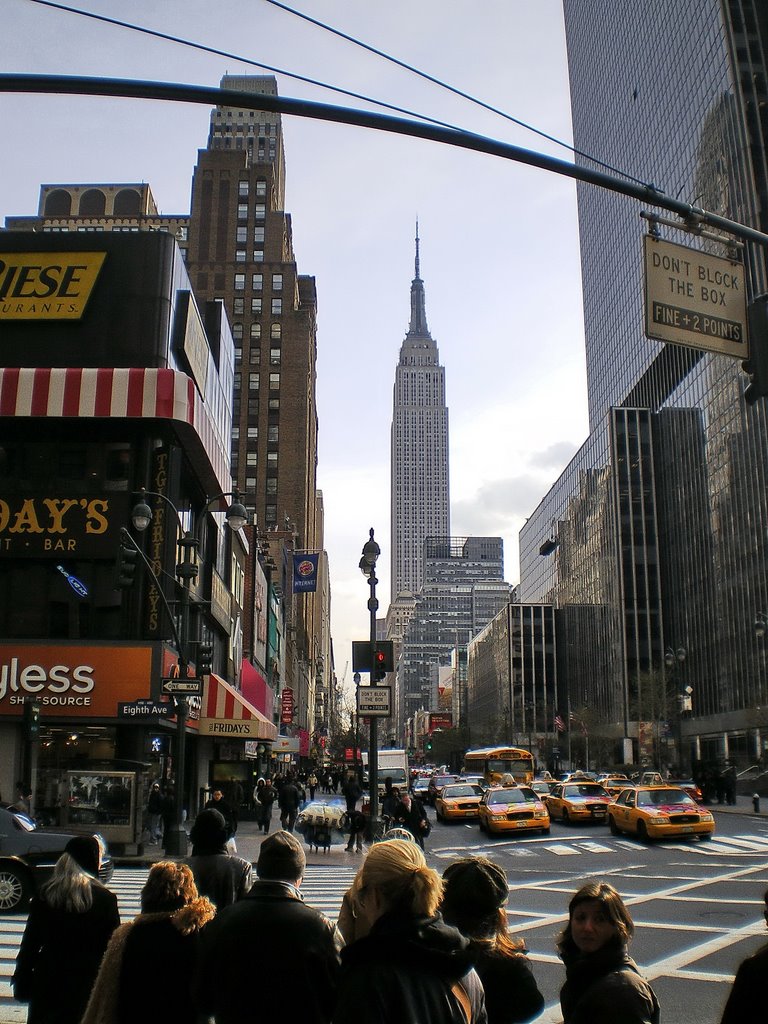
0 252 107 320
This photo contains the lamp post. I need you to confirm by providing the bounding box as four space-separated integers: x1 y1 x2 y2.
130 487 248 856
665 645 689 774
359 528 383 840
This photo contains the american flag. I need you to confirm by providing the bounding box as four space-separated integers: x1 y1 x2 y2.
570 711 588 735
554 714 566 733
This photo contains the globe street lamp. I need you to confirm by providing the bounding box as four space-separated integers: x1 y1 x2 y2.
665 645 690 774
129 487 248 856
359 528 383 839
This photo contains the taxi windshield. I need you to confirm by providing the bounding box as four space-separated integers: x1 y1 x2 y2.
563 784 606 798
637 789 693 807
488 788 536 805
443 785 479 798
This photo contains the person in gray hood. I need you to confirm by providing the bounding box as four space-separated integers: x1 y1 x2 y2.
332 838 487 1024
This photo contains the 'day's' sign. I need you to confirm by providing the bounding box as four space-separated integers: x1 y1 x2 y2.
643 235 748 358
0 493 127 557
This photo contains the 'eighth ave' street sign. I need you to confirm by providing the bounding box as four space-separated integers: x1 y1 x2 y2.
643 235 748 358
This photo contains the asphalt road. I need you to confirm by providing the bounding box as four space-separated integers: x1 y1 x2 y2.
424 806 768 1024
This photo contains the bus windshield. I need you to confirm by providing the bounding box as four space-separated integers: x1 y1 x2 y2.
463 747 535 785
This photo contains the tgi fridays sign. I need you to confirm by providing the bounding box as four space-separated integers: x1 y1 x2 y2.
280 687 294 725
0 492 128 557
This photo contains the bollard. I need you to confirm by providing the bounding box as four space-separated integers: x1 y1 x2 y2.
753 793 760 814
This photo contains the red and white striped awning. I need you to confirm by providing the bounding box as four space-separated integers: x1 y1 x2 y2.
0 366 230 494
199 674 277 742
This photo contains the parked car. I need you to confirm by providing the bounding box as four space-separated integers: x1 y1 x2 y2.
546 782 613 824
477 786 550 836
608 785 715 841
434 783 485 822
0 804 114 912
426 773 460 806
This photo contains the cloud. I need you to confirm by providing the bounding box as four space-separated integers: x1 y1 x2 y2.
531 440 580 471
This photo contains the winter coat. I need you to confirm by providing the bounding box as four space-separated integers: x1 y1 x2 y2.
186 851 253 908
394 797 429 841
196 879 342 1024
720 939 768 1023
205 796 237 837
559 942 660 1024
13 882 120 1024
278 782 302 811
333 909 488 1024
257 782 277 807
469 944 544 1024
81 896 215 1024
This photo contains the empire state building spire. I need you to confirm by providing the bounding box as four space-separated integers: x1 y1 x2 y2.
407 221 430 338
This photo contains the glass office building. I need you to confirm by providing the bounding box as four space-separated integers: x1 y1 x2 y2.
519 2 768 767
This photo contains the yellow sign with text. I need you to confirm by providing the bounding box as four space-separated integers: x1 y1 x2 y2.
0 252 106 320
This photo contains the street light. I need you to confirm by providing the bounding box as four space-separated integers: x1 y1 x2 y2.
129 486 248 856
359 527 383 840
665 645 689 774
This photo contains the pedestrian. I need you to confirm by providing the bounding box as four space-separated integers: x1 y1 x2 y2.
196 830 342 1023
186 808 253 909
441 856 544 1023
81 861 215 1024
12 780 32 816
205 788 238 851
394 791 431 849
253 777 266 827
145 781 164 844
719 887 768 1023
345 807 367 852
12 836 120 1024
333 838 487 1024
278 774 302 832
342 773 362 815
557 881 659 1024
308 770 319 801
381 785 401 827
257 777 277 833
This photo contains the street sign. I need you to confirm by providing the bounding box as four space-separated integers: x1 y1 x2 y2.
118 700 171 717
357 685 391 717
160 677 203 695
644 235 748 358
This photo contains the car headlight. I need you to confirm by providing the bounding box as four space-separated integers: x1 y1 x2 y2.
534 809 547 818
699 813 713 822
651 815 669 823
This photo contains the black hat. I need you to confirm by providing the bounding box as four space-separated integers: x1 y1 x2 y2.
65 835 101 877
189 808 228 853
442 857 508 933
257 830 306 881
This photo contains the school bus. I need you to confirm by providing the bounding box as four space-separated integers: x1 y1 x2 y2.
463 746 535 786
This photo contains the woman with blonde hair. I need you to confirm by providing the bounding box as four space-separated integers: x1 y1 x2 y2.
12 836 119 1024
441 857 543 1023
333 839 487 1024
82 861 215 1024
556 882 659 1024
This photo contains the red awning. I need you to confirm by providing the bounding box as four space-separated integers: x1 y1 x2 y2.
199 674 277 742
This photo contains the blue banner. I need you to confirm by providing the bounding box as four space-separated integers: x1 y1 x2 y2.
293 552 319 592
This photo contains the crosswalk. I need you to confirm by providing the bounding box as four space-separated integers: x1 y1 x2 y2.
0 864 356 1024
433 831 768 859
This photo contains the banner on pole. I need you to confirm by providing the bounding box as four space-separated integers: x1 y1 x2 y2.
292 553 319 592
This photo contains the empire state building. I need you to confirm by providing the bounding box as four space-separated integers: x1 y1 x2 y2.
390 228 450 601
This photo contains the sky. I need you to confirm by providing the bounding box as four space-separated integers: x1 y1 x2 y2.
0 0 589 689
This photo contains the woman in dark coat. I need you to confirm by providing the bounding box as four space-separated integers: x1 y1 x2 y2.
720 887 768 1023
13 835 120 1024
186 807 253 908
441 857 544 1023
82 860 215 1024
333 838 487 1024
557 882 659 1024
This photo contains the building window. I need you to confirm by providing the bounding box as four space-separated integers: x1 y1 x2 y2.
268 397 280 411
247 399 259 417
235 250 246 263
234 372 241 390
254 203 266 221
238 181 249 197
234 273 245 291
246 453 258 467
266 504 277 523
251 298 262 314
270 348 281 365
272 273 283 291
231 427 240 440
253 227 265 243
269 373 280 390
267 452 278 467
232 323 243 340
247 477 258 492
249 347 261 364
266 478 277 494
247 426 258 440
271 299 282 315
234 345 242 364
252 273 263 291
233 297 244 315
256 179 267 196
268 425 279 442
250 323 261 340
270 323 281 340
249 372 260 390
253 250 264 262
236 226 247 243
237 203 248 221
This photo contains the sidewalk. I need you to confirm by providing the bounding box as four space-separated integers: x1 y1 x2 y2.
114 818 367 868
709 793 768 817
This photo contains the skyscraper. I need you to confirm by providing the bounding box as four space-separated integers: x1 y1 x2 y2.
517 2 768 768
390 227 450 602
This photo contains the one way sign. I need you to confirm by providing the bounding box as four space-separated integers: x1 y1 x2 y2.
161 677 203 696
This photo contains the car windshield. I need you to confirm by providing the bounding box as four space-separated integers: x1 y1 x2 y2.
563 784 606 798
433 776 457 787
443 785 481 798
10 810 36 832
488 788 535 805
637 789 693 806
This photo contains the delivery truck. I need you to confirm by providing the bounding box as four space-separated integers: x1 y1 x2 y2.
361 748 409 794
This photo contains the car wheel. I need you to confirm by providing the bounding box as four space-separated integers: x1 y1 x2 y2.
699 832 713 841
435 808 443 823
609 815 620 836
0 865 31 912
637 820 650 842
478 817 486 833
541 826 550 835
561 809 570 825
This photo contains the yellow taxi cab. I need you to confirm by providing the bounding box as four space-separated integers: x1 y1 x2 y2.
434 783 485 822
477 785 550 836
545 781 613 824
597 774 634 798
608 785 715 841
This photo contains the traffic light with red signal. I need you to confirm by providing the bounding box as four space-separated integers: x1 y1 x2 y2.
373 641 394 681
